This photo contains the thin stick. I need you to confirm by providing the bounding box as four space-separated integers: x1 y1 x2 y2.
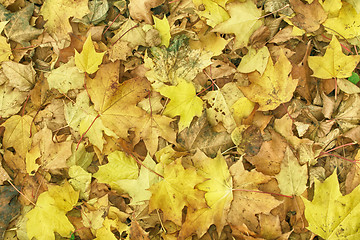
258 4 290 19
129 153 164 178
7 180 36 206
103 12 122 35
76 114 100 150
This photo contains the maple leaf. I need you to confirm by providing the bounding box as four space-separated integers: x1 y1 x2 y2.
319 0 342 17
0 83 28 118
345 0 360 13
275 146 307 196
110 19 147 49
47 57 85 94
2 61 36 91
0 21 11 62
289 0 327 32
75 34 105 74
237 46 270 75
116 154 160 205
40 0 89 41
128 0 164 24
2 115 35 158
68 165 91 200
0 3 42 45
93 151 139 186
179 151 233 239
324 3 360 40
149 158 207 226
86 62 150 140
308 36 360 79
303 170 360 239
212 0 263 49
153 15 170 47
26 126 72 172
227 160 283 232
133 113 177 156
240 49 298 111
193 0 230 28
160 79 203 131
26 181 79 240
203 82 244 133
144 35 212 89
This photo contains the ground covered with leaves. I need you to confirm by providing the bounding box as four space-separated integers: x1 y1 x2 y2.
1 0 360 239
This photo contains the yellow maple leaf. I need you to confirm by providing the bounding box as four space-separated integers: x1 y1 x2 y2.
323 3 360 40
345 0 360 13
47 57 85 94
0 21 11 62
149 158 207 226
237 46 270 75
319 0 342 17
193 0 230 28
308 36 360 79
40 0 89 41
189 27 230 56
75 34 105 74
240 50 298 111
86 62 151 139
26 181 79 240
153 15 170 47
160 79 203 131
94 150 138 188
179 151 233 239
2 115 35 158
302 170 360 239
133 113 176 156
212 0 263 49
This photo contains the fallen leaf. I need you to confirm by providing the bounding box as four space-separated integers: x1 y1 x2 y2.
0 3 42 45
213 0 263 49
69 165 91 200
26 181 79 240
275 146 308 196
2 61 35 91
193 0 229 28
0 83 28 118
240 49 298 111
0 185 21 238
345 0 360 13
0 21 11 62
179 151 233 239
289 0 327 32
308 36 360 79
116 154 160 205
93 151 139 186
47 57 85 94
149 158 207 226
303 170 360 239
86 62 150 139
237 46 270 75
128 0 164 24
75 34 105 74
324 2 360 39
227 160 283 233
40 0 89 41
2 115 35 158
153 15 171 47
160 79 203 131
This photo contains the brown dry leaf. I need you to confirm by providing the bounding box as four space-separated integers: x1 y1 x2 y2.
245 130 287 176
28 126 72 172
289 0 327 32
128 0 164 24
227 160 283 233
129 218 150 240
259 213 282 239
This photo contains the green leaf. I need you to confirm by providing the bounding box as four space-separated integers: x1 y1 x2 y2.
348 72 360 85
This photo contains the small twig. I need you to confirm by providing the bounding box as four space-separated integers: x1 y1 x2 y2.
282 103 295 123
7 180 36 206
76 114 100 150
103 12 122 35
129 153 164 178
258 4 290 19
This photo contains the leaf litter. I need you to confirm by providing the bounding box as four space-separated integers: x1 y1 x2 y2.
1 0 360 239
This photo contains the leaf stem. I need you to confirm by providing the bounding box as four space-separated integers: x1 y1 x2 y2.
112 24 139 46
7 180 36 206
103 12 122 35
76 113 100 150
129 153 164 178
